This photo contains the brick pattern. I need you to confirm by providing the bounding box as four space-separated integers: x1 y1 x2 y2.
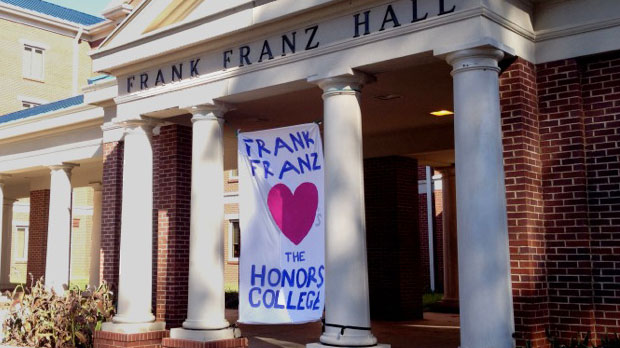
162 337 248 348
364 156 423 320
0 19 95 115
101 142 124 292
537 59 596 340
152 124 192 328
94 330 169 348
580 53 620 337
500 58 549 347
26 189 50 283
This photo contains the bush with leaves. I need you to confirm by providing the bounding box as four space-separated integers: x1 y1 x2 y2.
2 276 115 348
546 329 620 348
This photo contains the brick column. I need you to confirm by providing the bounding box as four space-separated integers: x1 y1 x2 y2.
537 59 594 341
364 156 423 320
500 58 549 348
101 141 124 292
152 124 192 329
26 190 50 283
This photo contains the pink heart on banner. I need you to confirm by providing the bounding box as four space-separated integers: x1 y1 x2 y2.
267 182 318 245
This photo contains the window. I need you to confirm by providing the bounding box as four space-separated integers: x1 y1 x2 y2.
14 226 29 262
228 168 239 181
229 219 240 261
23 45 45 80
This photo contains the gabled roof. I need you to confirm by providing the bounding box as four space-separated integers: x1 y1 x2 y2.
0 95 84 125
0 0 105 26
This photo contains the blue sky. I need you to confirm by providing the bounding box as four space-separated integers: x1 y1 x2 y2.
45 0 110 17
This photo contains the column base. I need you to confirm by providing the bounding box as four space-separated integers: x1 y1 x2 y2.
95 323 168 348
169 327 239 342
307 344 390 348
101 321 166 334
163 337 248 348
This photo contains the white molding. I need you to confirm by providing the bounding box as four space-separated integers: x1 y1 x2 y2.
18 38 50 50
226 217 240 262
535 16 620 42
17 95 49 105
0 105 103 143
0 2 112 41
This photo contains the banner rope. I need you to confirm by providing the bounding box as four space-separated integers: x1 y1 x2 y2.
321 318 371 335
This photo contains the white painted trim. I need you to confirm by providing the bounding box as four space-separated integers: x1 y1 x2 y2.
0 2 102 40
223 191 239 205
226 217 240 262
425 166 435 292
0 105 103 143
12 226 29 263
18 39 50 50
72 206 93 216
17 95 49 105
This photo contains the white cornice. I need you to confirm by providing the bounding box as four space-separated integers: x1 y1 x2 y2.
0 104 103 144
0 2 110 41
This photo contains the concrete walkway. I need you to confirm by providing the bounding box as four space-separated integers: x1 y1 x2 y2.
226 310 460 348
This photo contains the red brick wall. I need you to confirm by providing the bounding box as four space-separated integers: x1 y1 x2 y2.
500 58 549 348
500 53 620 346
580 53 620 338
26 189 50 283
152 124 192 328
101 141 124 292
364 156 423 320
537 59 595 340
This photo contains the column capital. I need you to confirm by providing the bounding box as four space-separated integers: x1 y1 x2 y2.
3 198 17 206
184 103 230 123
309 71 375 97
445 48 504 76
119 119 157 136
89 182 103 192
0 174 10 186
49 163 79 173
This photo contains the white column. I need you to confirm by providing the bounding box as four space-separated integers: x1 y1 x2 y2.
171 105 235 341
309 74 387 348
0 174 13 287
111 120 158 326
89 183 102 288
447 48 515 348
45 164 78 293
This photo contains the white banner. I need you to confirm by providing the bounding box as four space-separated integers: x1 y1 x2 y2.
238 123 325 324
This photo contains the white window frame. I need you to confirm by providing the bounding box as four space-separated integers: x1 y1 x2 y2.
13 225 29 263
227 215 240 262
228 168 239 182
20 39 48 82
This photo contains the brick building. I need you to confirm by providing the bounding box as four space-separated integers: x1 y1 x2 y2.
0 1 619 348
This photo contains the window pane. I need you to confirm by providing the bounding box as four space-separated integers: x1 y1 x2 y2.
232 221 240 258
32 50 43 79
23 47 32 77
16 228 26 259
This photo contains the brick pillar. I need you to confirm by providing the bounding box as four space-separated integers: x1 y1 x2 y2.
500 58 549 348
537 59 595 340
101 141 124 292
152 124 192 328
364 156 423 320
26 190 50 283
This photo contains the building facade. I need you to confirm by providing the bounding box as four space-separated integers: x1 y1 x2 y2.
0 1 619 348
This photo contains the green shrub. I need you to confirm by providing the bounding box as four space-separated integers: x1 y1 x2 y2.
546 329 620 348
2 277 115 348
